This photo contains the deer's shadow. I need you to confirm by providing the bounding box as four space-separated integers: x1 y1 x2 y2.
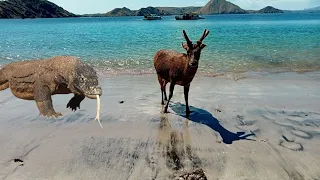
170 102 255 144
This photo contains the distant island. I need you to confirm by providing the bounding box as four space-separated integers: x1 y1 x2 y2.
87 6 203 17
248 6 284 14
0 0 76 18
0 0 319 19
301 6 320 13
283 6 320 14
90 0 286 17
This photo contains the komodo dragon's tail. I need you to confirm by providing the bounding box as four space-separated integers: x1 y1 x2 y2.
0 67 9 91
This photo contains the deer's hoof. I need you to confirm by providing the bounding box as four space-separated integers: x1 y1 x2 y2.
162 108 168 114
186 110 194 117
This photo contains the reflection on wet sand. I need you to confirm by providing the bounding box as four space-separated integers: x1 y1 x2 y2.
153 103 257 179
156 114 207 179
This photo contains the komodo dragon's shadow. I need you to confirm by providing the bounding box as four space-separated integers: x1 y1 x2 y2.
170 102 256 144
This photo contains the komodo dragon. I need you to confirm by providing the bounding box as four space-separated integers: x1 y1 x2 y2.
0 56 102 121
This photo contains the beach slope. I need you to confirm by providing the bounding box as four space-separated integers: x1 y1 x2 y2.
0 73 320 180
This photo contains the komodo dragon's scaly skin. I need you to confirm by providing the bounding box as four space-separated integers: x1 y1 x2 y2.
0 56 102 117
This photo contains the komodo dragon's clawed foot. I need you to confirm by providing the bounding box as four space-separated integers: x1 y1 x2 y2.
67 104 79 111
36 100 63 118
67 100 80 111
67 94 85 111
43 112 63 118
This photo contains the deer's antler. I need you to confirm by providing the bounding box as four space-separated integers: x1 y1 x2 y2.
183 30 193 47
198 29 210 44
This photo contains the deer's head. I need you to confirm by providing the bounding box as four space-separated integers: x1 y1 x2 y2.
181 29 210 67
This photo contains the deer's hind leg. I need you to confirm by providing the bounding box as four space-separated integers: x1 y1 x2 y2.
157 75 168 105
162 80 168 101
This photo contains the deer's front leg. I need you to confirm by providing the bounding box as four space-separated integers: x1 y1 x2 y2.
34 82 62 118
184 84 190 117
163 81 175 113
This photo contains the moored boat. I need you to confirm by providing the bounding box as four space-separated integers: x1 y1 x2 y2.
175 12 204 20
143 14 162 20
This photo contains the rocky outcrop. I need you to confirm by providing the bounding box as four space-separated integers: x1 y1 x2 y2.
199 0 247 14
105 7 135 16
257 6 284 13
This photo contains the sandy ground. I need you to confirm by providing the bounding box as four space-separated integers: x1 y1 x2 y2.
0 72 320 180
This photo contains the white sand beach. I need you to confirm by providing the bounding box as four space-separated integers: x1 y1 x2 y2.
0 72 320 180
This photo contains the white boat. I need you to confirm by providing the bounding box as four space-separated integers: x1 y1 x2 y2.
143 14 162 20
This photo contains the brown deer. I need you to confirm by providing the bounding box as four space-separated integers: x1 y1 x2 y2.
154 29 210 116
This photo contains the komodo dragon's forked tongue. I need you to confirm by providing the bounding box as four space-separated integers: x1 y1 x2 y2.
94 95 103 129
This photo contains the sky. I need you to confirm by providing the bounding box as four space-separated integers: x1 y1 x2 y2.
49 0 320 14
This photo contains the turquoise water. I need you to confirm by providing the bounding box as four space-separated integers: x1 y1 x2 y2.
0 13 319 75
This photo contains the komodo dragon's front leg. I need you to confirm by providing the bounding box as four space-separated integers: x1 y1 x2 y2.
34 80 62 118
67 94 85 111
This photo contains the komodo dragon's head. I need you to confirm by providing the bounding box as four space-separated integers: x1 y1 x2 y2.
69 61 102 99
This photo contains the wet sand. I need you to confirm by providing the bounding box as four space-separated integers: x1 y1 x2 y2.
0 72 320 180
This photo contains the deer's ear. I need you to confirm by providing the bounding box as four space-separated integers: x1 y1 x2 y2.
200 44 207 49
182 43 189 50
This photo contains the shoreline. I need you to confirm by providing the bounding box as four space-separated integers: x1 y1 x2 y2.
2 61 320 79
95 67 320 81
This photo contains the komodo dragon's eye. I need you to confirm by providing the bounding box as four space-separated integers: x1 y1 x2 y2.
80 76 86 83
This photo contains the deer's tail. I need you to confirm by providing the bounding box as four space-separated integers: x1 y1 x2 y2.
0 67 9 91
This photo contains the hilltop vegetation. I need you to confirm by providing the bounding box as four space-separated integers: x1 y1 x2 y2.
0 0 76 18
105 7 135 17
199 0 247 14
156 6 202 15
104 6 202 17
135 7 167 16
